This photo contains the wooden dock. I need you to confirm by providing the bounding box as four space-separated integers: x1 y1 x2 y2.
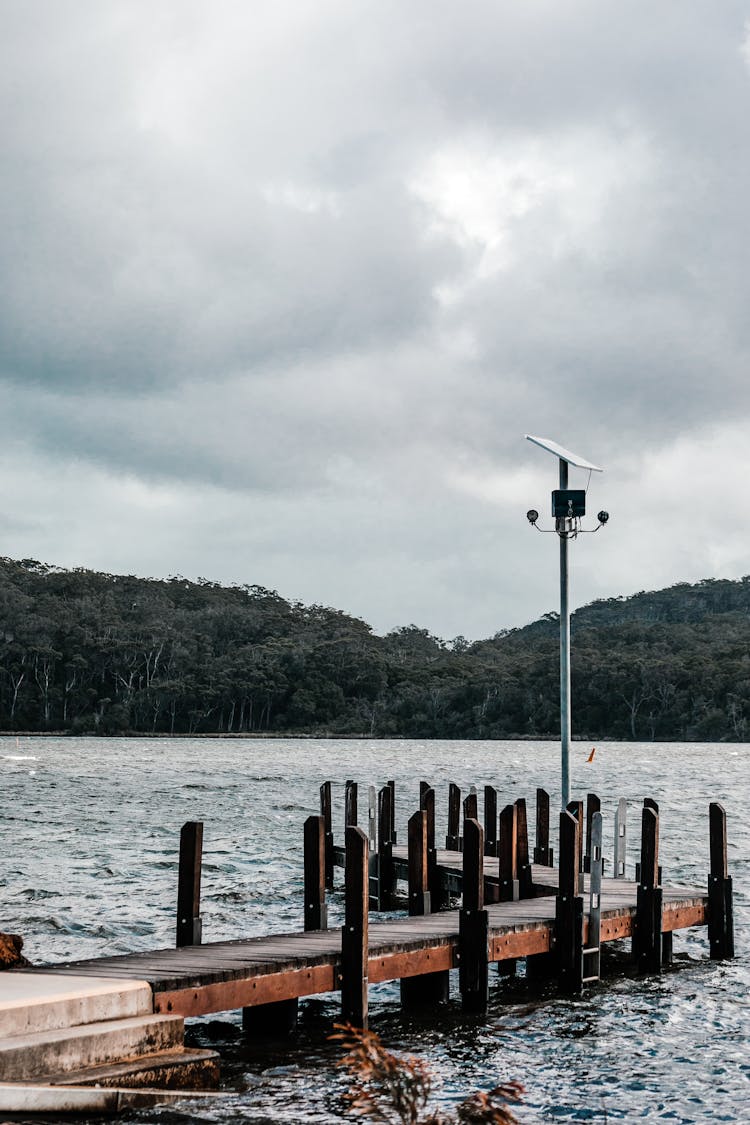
1 780 736 1106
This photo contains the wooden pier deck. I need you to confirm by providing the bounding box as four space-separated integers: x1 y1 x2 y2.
24 861 708 1020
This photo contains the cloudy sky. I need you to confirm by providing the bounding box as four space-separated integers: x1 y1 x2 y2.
2 1 750 639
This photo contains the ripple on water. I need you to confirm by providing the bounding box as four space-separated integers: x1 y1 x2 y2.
2 736 748 1123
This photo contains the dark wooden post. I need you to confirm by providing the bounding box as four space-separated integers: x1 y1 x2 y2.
633 806 663 973
498 803 518 902
459 818 489 1011
407 809 430 916
401 809 450 1007
388 780 396 844
708 802 734 960
463 789 478 822
420 780 430 802
566 800 584 873
515 798 533 899
176 821 203 947
420 786 443 909
304 815 328 932
341 825 369 1028
345 780 358 829
446 782 461 850
377 785 396 910
484 786 498 857
635 798 662 883
320 781 334 890
584 793 601 874
534 788 553 866
556 810 584 994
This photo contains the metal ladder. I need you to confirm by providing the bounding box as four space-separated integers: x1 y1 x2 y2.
582 810 602 983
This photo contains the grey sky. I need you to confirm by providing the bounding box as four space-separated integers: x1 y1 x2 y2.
2 1 750 638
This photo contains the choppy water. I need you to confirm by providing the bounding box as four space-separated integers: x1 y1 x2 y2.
2 737 748 1123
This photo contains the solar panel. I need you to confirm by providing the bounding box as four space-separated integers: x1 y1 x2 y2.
525 434 603 472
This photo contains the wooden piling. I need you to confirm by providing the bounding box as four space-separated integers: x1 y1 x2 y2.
420 786 441 907
176 821 203 948
243 998 298 1037
387 780 396 844
533 787 553 866
566 800 584 873
407 810 431 916
377 785 396 910
345 780 358 830
515 798 533 899
459 817 488 1011
320 781 334 891
708 802 734 960
484 786 498 857
633 806 662 973
401 803 449 1006
303 815 327 932
446 782 461 851
341 825 369 1028
556 810 584 994
584 793 601 874
463 790 478 823
498 803 519 902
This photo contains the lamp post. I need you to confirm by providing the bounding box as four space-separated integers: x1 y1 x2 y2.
525 435 608 809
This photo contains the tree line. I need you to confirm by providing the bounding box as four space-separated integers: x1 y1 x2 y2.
1 557 749 740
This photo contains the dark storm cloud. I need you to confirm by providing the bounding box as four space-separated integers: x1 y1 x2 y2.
2 0 750 633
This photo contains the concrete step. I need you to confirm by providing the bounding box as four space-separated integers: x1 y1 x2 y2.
0 972 152 1037
0 1013 184 1081
0 1081 229 1115
50 1047 221 1091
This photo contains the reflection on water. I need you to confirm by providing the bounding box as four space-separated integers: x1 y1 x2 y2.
2 737 748 1123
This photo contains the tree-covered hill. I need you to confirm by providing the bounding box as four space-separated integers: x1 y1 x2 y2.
1 558 749 740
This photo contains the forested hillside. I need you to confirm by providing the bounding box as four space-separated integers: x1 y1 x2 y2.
1 557 749 740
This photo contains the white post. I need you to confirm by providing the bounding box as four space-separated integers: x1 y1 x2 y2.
559 457 571 809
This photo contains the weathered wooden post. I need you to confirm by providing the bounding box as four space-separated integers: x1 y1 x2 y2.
566 799 584 874
459 817 489 1011
515 798 534 899
401 808 450 1006
176 821 203 947
484 786 498 857
407 809 431 916
320 781 334 890
463 789 478 824
583 810 603 984
446 782 462 851
633 805 662 973
635 799 662 884
556 809 584 994
614 798 627 878
377 785 396 910
584 793 601 874
420 786 441 908
498 803 518 902
533 787 553 866
304 815 328 932
345 780 358 830
708 802 734 960
388 780 397 844
341 825 369 1028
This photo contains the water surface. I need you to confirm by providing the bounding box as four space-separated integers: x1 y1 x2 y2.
2 737 747 1122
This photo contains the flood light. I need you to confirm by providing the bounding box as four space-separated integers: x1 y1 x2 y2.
527 509 539 524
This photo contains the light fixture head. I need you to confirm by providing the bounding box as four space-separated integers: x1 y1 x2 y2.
597 510 610 525
526 509 539 524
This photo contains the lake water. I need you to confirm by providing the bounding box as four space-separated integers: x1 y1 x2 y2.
2 737 748 1123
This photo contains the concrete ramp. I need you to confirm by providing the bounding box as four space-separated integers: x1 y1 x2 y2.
0 972 152 1037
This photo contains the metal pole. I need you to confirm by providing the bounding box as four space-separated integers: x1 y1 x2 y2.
559 458 571 808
